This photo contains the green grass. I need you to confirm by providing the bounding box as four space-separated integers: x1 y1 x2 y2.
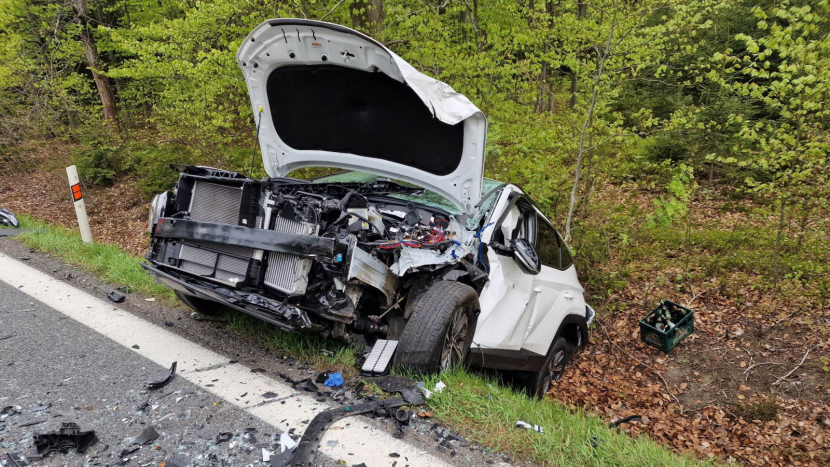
4 215 721 466
415 369 721 467
11 215 174 300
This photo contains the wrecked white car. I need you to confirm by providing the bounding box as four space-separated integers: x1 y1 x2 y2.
144 19 594 397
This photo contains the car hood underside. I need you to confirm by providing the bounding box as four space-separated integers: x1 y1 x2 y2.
236 19 487 215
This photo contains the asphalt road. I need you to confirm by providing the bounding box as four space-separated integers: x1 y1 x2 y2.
0 276 342 467
0 241 508 467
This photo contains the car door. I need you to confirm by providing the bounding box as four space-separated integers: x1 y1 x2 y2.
473 191 540 351
520 211 586 356
473 191 585 355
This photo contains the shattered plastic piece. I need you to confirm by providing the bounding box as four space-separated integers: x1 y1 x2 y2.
0 208 20 228
394 409 411 426
133 426 159 446
147 362 177 389
292 379 318 392
433 381 447 393
0 452 30 466
323 372 344 387
375 375 418 394
608 415 642 428
515 420 544 433
262 448 272 462
279 433 298 452
270 448 294 467
107 291 126 303
292 396 422 466
361 339 398 375
33 422 97 457
1 405 21 419
31 404 50 413
325 440 338 447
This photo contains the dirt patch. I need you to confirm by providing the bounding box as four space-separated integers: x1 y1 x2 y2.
551 285 829 466
0 150 149 256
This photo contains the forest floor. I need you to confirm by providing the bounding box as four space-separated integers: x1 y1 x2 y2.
1 147 828 466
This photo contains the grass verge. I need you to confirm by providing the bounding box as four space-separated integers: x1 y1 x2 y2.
11 215 174 300
3 215 720 467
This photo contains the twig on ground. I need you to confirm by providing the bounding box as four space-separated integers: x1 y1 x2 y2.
743 361 786 381
772 342 822 386
595 317 684 413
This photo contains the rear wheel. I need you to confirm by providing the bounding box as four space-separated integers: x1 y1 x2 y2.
394 281 479 373
527 336 577 399
175 291 223 316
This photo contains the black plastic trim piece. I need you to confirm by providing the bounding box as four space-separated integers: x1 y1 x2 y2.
153 218 335 258
142 263 313 332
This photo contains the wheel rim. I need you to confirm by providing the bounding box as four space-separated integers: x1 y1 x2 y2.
440 308 468 370
542 350 566 394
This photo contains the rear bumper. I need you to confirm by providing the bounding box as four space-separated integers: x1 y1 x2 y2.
142 263 314 332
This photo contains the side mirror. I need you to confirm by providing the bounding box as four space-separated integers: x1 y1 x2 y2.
511 238 541 275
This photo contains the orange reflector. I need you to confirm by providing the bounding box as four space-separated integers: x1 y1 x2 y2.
71 183 82 201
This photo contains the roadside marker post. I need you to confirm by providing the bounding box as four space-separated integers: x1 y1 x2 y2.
66 165 93 244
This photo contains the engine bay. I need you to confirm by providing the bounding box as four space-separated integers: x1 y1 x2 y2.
145 166 487 342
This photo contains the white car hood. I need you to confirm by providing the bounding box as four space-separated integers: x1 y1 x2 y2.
236 19 486 214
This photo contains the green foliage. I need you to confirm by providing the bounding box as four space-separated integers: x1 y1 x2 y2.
649 163 696 228
73 133 126 185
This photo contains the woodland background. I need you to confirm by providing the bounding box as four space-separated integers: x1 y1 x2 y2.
1 1 829 465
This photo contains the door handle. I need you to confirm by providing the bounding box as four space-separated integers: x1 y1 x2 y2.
563 291 576 300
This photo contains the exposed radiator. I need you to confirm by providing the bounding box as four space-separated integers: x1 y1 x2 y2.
180 180 253 285
189 181 242 224
264 216 318 295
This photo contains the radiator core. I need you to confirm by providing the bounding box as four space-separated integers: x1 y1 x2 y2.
180 180 253 285
264 216 318 295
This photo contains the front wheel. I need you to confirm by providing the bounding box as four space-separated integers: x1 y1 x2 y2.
527 336 577 399
394 281 479 373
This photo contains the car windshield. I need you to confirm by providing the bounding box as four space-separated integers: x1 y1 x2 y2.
311 171 503 215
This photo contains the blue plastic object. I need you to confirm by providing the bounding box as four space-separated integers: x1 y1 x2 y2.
323 372 344 387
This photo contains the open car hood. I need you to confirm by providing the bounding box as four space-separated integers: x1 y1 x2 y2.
236 19 486 215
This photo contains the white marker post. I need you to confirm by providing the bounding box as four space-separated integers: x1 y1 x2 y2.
66 165 93 244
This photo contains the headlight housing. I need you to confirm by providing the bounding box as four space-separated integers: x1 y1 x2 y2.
148 192 168 232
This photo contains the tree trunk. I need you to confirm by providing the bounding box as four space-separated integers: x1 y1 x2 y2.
73 0 119 130
536 62 547 113
569 1 588 109
564 2 616 242
350 0 384 36
773 197 786 287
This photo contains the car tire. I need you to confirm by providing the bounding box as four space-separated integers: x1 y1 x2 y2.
394 281 479 373
175 291 223 316
527 336 577 399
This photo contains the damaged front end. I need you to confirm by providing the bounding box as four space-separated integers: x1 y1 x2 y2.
144 165 484 343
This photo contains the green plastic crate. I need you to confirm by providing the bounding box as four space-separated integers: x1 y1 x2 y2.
639 300 694 353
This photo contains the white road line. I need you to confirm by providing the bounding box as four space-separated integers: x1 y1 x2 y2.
0 253 451 466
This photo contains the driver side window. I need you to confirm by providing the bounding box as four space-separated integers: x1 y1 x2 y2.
537 219 573 270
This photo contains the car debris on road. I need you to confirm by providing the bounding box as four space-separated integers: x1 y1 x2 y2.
146 361 177 389
0 207 20 228
31 422 97 459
